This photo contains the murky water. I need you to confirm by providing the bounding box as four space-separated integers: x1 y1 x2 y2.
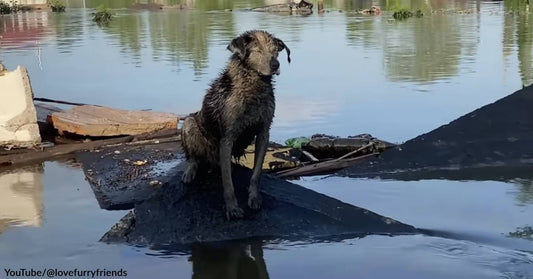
1 0 533 278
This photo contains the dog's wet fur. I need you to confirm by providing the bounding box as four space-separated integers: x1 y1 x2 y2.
181 30 291 219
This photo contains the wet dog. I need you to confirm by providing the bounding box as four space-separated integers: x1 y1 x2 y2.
181 30 291 219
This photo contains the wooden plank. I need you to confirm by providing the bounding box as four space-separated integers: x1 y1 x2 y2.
275 153 379 178
51 105 179 137
0 129 179 167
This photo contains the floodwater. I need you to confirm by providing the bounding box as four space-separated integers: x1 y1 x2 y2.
1 0 533 278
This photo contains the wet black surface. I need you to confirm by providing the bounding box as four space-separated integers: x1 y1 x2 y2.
99 164 418 246
77 142 417 246
341 85 533 180
76 141 182 210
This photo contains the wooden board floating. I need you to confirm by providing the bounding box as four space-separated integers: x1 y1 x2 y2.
51 105 179 137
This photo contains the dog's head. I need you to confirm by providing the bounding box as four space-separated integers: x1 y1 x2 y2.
227 30 291 76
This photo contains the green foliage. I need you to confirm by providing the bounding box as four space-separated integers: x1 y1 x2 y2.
393 9 423 20
393 9 412 20
285 137 311 149
48 0 66 12
0 2 11 14
92 6 113 26
504 0 532 15
0 0 22 14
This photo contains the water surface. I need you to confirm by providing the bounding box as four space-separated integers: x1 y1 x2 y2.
2 0 532 143
1 0 533 278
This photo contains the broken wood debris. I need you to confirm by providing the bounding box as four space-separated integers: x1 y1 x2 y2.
0 129 179 167
2 90 387 178
274 152 379 178
51 105 178 137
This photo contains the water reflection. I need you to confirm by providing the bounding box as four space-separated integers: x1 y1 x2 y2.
512 178 533 205
189 242 269 279
345 0 480 83
503 0 533 86
2 0 532 86
144 10 235 75
0 165 44 234
50 12 86 53
378 0 473 11
0 11 48 49
65 0 266 10
384 14 479 83
2 0 533 143
66 0 136 9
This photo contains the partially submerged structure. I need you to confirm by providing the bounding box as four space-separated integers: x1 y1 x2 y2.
341 85 533 181
76 142 418 247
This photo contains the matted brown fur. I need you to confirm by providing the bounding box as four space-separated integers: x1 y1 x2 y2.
181 30 291 219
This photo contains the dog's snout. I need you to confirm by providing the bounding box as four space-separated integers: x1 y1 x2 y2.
270 59 280 70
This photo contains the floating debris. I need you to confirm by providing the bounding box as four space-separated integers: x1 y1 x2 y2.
508 226 533 240
393 9 423 20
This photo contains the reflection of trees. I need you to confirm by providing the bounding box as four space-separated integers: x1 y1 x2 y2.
105 12 146 64
336 0 374 11
383 0 471 11
513 179 533 205
384 10 478 82
50 13 85 53
66 0 267 10
345 14 380 48
67 0 136 9
153 0 241 10
335 0 471 11
503 0 533 86
97 9 234 75
384 16 460 82
344 0 533 84
147 10 234 76
345 0 480 82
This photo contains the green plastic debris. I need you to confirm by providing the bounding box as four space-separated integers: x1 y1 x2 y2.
285 137 311 149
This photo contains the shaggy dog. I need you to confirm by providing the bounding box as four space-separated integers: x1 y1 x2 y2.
181 30 291 219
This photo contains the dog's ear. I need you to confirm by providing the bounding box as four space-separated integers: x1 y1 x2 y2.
227 34 252 60
275 38 291 64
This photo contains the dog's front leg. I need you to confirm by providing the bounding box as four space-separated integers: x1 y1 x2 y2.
249 128 269 210
220 137 244 219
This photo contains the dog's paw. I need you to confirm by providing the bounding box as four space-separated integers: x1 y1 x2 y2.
181 164 197 184
225 204 244 220
248 193 262 210
181 171 194 184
